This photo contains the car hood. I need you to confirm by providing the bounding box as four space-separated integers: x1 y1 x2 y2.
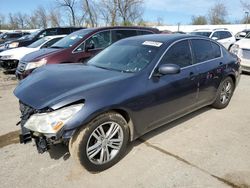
0 47 38 60
236 38 250 49
21 48 61 62
14 64 131 110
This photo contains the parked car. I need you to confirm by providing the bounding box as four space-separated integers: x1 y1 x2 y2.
16 26 160 80
235 29 250 41
3 27 84 51
0 31 30 45
190 28 235 50
0 35 66 72
230 32 250 72
14 34 240 172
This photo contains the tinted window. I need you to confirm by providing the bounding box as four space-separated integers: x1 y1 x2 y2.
212 31 232 39
220 31 232 39
137 30 154 35
211 42 221 58
160 40 192 68
114 30 138 41
86 30 111 49
8 33 22 38
191 39 220 63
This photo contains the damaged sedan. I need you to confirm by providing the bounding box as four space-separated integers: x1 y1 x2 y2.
14 34 240 172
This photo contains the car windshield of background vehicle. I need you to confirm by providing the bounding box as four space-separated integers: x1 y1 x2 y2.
51 29 94 49
26 30 41 40
28 37 49 48
190 32 212 37
245 33 250 39
88 41 161 73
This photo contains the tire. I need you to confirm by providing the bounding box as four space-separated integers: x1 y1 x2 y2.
69 112 130 172
212 77 235 109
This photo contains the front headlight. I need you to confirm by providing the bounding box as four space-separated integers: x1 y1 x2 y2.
1 55 14 60
230 44 240 55
25 58 47 70
8 42 19 48
24 104 84 134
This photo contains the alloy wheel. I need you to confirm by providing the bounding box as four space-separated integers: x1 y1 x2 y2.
86 121 124 165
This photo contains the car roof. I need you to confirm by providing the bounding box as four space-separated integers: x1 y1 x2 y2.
122 34 207 44
82 26 159 32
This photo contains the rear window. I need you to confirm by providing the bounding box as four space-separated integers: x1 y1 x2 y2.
191 39 221 63
113 30 138 41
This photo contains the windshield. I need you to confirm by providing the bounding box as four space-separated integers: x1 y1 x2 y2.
245 33 250 39
51 29 92 48
88 40 161 73
28 37 49 48
26 30 41 40
190 32 212 37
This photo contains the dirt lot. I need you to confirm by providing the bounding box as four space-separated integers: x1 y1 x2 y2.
0 70 250 188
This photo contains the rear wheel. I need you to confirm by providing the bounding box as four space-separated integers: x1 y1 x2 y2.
212 77 234 109
69 112 129 172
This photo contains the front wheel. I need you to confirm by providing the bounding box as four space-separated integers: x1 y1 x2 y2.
212 77 235 109
69 112 130 172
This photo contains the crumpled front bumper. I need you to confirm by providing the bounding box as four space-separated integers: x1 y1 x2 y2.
18 102 74 153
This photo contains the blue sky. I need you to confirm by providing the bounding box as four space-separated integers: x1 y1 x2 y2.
0 0 246 25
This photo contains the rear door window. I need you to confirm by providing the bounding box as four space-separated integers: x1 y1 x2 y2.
160 40 192 68
191 39 221 63
113 30 138 42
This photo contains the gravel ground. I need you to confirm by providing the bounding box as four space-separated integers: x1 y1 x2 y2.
0 70 250 188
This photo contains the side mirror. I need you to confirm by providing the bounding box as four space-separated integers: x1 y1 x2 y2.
239 32 246 37
38 34 45 39
85 43 95 51
155 64 180 76
212 37 218 40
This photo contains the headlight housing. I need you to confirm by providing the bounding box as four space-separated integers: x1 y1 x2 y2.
1 55 14 60
24 104 84 134
8 42 19 48
25 58 47 70
230 44 240 55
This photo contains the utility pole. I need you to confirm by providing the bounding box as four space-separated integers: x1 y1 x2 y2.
245 11 249 29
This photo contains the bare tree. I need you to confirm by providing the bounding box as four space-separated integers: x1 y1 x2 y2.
99 0 118 26
117 0 144 25
156 17 163 26
191 15 208 25
16 12 29 29
208 3 228 25
0 14 5 29
241 0 250 11
8 13 19 29
57 0 77 26
83 0 97 27
49 8 62 27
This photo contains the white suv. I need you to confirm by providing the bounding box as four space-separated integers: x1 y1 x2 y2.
190 28 236 50
230 32 250 72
